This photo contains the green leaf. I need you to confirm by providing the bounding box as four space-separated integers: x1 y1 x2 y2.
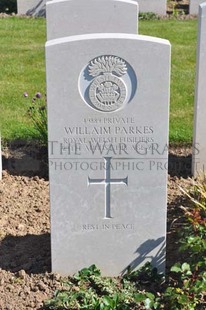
102 296 112 307
113 293 119 304
134 293 146 303
181 263 191 273
144 298 153 309
178 294 189 305
171 264 182 273
153 301 161 309
145 292 155 300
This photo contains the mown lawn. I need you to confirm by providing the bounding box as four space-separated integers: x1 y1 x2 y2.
0 17 198 143
139 18 197 143
0 17 46 140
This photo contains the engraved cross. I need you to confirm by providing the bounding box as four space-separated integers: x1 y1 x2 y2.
88 157 128 219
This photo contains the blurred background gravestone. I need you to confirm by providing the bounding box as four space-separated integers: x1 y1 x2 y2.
190 0 205 14
137 0 167 15
47 0 139 40
192 2 206 176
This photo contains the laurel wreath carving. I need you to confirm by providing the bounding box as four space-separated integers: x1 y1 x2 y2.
88 56 127 77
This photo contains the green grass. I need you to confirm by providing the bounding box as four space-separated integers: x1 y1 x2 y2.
139 19 197 142
0 17 46 140
0 17 198 143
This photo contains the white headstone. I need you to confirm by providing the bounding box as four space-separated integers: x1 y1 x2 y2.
190 0 205 15
192 3 206 176
46 33 171 276
46 0 139 40
17 0 47 16
137 0 167 15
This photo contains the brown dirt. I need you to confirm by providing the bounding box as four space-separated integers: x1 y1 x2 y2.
0 143 195 309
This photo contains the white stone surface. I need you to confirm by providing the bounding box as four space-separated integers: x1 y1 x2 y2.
190 0 205 15
17 0 48 16
46 33 170 276
47 0 138 40
192 3 206 176
137 0 167 15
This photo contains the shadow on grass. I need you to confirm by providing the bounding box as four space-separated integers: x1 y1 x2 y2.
0 233 51 274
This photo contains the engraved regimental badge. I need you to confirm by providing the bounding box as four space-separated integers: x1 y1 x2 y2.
88 56 127 112
79 55 137 113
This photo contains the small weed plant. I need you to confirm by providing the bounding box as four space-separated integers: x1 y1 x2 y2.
139 12 160 20
24 91 47 145
44 178 206 309
166 177 206 309
44 264 162 310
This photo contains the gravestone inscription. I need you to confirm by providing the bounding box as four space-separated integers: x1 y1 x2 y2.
46 0 139 40
46 33 171 276
192 2 206 176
